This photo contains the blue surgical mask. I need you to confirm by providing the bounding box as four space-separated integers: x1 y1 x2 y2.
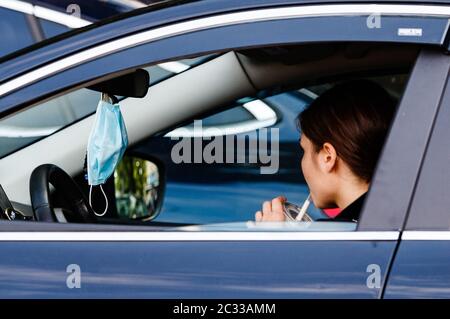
87 94 128 216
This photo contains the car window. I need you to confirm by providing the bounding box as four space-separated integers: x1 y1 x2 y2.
38 19 70 38
0 7 35 57
142 74 408 226
148 88 321 225
0 48 409 231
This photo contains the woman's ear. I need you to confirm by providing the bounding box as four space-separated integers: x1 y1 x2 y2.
318 142 337 173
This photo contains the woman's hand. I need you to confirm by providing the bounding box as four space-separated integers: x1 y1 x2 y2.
255 196 287 222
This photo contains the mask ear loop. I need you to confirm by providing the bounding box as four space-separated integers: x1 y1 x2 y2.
89 185 109 217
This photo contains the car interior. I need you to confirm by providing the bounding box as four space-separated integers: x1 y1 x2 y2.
0 42 418 228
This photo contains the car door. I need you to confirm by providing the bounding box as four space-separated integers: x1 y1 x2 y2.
0 1 448 298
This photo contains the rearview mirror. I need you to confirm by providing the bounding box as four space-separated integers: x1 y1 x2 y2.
88 69 150 98
114 156 164 221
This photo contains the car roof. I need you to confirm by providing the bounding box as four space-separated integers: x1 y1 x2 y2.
0 0 449 83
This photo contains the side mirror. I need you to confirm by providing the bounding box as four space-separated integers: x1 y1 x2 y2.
114 156 165 221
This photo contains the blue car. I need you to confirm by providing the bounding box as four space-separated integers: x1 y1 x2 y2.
0 0 449 299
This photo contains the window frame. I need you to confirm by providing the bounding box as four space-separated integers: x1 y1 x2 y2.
400 52 450 231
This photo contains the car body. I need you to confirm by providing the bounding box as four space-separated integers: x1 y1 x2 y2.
0 0 449 299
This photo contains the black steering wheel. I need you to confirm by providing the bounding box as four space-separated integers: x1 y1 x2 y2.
30 164 96 223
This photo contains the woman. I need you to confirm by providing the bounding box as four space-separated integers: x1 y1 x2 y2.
255 80 396 222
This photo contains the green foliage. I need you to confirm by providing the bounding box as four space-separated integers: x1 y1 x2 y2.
114 157 153 219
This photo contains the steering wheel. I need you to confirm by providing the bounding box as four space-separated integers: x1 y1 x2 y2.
30 164 96 223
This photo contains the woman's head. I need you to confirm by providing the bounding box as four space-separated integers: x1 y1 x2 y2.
298 80 396 209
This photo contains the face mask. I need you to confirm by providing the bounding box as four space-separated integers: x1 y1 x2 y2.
87 93 128 216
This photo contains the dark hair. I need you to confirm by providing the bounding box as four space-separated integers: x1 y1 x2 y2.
298 80 396 183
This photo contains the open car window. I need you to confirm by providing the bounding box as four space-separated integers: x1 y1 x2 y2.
0 43 415 231
137 73 408 228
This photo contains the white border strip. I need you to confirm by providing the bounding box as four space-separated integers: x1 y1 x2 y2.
0 0 33 15
402 231 450 240
1 4 450 97
0 231 399 241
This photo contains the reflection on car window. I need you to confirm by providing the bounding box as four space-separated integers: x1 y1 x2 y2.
0 8 35 57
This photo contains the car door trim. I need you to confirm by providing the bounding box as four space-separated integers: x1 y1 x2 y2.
0 231 399 241
1 3 450 97
402 231 450 240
